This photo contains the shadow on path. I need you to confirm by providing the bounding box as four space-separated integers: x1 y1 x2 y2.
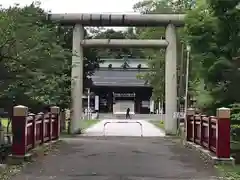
11 137 221 180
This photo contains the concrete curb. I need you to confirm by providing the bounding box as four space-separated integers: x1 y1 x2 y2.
184 141 235 166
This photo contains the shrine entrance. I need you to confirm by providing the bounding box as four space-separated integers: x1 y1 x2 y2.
113 92 135 115
47 13 185 135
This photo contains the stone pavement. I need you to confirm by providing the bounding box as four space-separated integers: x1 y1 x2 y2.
11 137 221 180
83 119 165 137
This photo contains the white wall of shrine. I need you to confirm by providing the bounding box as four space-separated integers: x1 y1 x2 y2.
113 100 135 115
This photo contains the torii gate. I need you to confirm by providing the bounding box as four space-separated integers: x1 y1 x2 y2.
47 13 185 135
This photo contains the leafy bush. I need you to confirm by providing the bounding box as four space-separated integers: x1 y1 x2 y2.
228 104 240 142
193 80 215 114
230 103 240 121
231 125 240 141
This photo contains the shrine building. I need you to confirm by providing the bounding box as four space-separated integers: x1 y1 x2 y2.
85 57 154 114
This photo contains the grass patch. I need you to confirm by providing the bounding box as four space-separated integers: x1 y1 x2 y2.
231 141 240 150
150 120 164 130
1 119 10 128
0 164 24 180
62 119 100 135
0 118 11 134
65 119 99 131
216 164 240 180
81 119 99 130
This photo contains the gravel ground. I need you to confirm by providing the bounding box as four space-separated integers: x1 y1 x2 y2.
11 136 222 180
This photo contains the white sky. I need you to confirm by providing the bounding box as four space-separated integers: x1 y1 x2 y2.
1 0 141 30
1 0 140 13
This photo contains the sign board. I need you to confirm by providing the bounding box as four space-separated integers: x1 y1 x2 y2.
150 100 154 112
173 112 185 118
113 93 135 97
95 96 99 110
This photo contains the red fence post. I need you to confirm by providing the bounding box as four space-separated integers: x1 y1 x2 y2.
12 105 28 157
200 115 205 146
193 115 196 143
216 107 231 159
48 112 52 141
208 116 212 151
50 106 60 140
186 108 195 141
38 112 45 144
29 113 36 149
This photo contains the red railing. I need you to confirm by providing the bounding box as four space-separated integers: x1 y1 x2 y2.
12 105 60 157
186 108 231 159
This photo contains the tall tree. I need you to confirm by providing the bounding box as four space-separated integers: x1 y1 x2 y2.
93 28 145 58
0 2 101 112
134 0 195 103
185 0 240 113
0 3 71 111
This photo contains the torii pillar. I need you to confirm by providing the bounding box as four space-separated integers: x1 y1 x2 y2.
165 23 178 135
71 24 84 134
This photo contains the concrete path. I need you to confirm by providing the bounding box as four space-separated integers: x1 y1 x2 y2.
83 119 165 137
11 137 220 180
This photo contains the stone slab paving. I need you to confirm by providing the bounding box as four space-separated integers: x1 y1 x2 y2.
83 119 165 137
11 137 221 180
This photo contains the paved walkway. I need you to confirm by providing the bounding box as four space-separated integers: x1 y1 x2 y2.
83 119 165 137
11 137 220 180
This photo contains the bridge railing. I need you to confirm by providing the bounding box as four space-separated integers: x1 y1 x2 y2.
12 105 60 157
186 107 230 159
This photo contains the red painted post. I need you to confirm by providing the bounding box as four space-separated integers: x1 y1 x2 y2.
216 107 231 159
193 115 196 143
200 115 204 146
38 112 45 144
186 108 195 141
200 115 207 146
50 106 60 140
208 116 212 151
29 113 36 148
12 105 28 156
48 112 52 142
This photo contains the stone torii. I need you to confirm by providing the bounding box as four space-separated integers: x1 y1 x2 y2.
47 13 185 135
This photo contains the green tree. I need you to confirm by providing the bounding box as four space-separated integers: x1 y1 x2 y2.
184 1 217 111
0 4 70 111
58 26 101 89
93 28 145 58
134 0 195 103
185 0 240 112
0 2 101 112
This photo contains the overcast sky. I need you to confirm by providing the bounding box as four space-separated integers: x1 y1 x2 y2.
1 0 140 13
1 0 141 30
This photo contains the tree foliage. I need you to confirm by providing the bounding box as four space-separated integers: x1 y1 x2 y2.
93 28 145 58
0 2 100 112
133 0 195 101
185 0 240 112
134 0 240 114
0 4 70 111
